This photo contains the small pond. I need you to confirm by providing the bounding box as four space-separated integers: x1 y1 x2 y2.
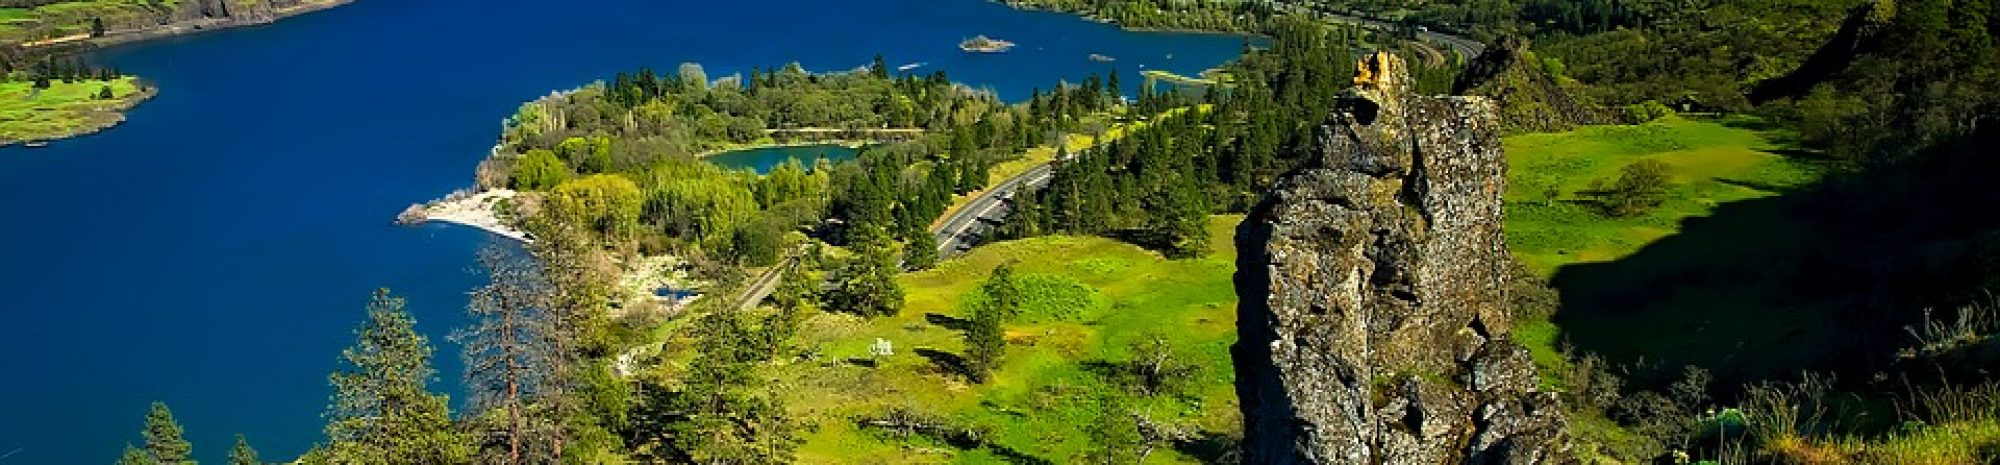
706 144 860 174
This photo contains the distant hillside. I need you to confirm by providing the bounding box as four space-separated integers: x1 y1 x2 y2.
1 0 348 47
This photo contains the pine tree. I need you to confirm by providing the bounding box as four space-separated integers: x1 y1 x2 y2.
456 245 567 465
227 434 259 465
116 444 151 465
644 313 798 463
962 265 1017 383
142 402 192 465
905 233 939 271
323 289 471 464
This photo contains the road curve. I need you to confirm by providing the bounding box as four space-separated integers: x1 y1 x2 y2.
930 163 1058 258
731 255 798 311
1271 1 1486 58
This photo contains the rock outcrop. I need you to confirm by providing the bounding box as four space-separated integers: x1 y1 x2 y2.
1453 36 1610 133
1235 52 1569 464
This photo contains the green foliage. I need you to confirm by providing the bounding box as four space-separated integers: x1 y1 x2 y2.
227 434 257 465
828 243 906 317
954 271 1105 323
1123 332 1202 397
1600 159 1672 217
510 149 572 191
961 265 1016 384
636 313 798 464
140 402 191 465
903 233 938 272
642 159 760 247
1623 99 1675 123
322 289 471 465
545 174 644 242
1081 395 1142 464
557 136 614 174
116 444 150 465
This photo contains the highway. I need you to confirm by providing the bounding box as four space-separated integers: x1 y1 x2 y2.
930 163 1057 258
729 254 798 311
1271 1 1486 58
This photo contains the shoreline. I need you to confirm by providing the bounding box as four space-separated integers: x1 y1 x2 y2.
0 82 158 148
693 139 869 159
32 0 356 49
397 189 531 243
5 0 353 148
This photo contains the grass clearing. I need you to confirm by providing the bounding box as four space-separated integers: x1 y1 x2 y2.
777 215 1243 463
0 77 149 145
1502 114 1820 275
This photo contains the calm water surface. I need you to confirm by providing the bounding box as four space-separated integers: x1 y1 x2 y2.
0 0 1246 461
707 144 860 174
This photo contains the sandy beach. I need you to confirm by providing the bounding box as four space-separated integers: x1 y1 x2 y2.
398 189 530 242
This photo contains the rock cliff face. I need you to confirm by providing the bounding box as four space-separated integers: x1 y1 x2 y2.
1453 36 1611 133
85 0 345 45
1234 52 1569 464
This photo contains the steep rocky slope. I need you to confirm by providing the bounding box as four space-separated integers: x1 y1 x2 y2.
1454 36 1611 133
4 0 347 47
1234 52 1569 464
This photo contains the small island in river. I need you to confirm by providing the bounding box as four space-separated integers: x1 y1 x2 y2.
959 35 1016 53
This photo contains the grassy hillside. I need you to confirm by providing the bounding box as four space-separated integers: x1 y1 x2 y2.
0 76 147 144
1499 115 1824 376
772 215 1243 463
1504 114 1820 275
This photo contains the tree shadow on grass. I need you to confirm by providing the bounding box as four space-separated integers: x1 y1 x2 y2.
1171 431 1241 464
925 312 972 332
914 347 969 379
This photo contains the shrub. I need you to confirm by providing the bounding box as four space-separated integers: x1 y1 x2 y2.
955 272 1105 323
1624 100 1675 123
1601 159 1672 217
511 149 572 191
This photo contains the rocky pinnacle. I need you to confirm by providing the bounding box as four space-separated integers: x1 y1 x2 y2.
1234 52 1570 464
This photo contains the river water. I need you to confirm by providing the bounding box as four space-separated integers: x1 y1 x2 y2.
0 0 1246 462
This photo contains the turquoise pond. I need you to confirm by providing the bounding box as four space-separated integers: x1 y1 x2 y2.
0 0 1250 462
706 144 861 174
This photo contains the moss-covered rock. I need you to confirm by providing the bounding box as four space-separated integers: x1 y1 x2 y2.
1236 52 1570 464
1455 36 1614 134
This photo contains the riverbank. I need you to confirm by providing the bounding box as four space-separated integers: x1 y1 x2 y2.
7 0 352 49
0 77 155 147
397 189 530 242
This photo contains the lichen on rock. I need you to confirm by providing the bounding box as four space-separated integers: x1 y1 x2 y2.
1234 52 1570 464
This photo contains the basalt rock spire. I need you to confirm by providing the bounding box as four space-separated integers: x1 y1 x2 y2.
1234 52 1570 464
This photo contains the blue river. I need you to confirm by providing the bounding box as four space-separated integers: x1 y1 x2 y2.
0 0 1247 462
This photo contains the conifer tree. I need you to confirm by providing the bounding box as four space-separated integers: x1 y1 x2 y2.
115 444 150 465
142 402 192 465
322 289 470 464
227 434 258 465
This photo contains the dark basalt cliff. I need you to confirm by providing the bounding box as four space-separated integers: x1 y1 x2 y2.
1234 52 1569 464
87 0 348 47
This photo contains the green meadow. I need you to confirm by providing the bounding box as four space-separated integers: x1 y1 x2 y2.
774 215 1243 463
1499 114 1830 383
0 77 146 145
